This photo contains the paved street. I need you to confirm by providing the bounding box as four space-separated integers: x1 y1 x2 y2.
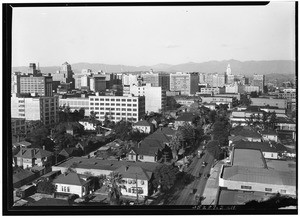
166 149 215 205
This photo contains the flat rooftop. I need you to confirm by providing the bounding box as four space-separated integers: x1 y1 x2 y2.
233 148 267 169
218 188 274 205
222 165 296 186
265 159 296 172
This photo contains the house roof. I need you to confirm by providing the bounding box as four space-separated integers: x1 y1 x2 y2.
52 157 160 180
231 126 262 139
133 139 164 156
222 165 296 186
13 141 31 147
175 113 196 122
145 132 171 144
134 120 152 127
233 140 287 153
53 172 89 186
13 168 35 184
261 129 278 136
155 127 176 137
228 135 247 142
59 147 79 157
29 198 70 206
14 148 53 159
115 165 152 180
276 117 295 124
245 106 263 113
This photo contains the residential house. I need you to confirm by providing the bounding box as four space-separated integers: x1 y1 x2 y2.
59 147 83 161
230 126 262 142
75 140 91 155
154 127 176 138
132 120 153 134
261 129 278 142
79 118 101 131
174 113 196 129
53 172 92 198
115 165 153 199
51 157 160 198
13 141 31 149
14 148 53 169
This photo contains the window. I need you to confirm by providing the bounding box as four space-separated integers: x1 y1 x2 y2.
139 155 143 160
133 113 137 116
116 99 120 102
127 113 132 116
105 99 109 101
95 103 99 106
122 113 126 115
122 104 126 106
265 188 272 192
127 108 132 111
100 103 104 106
127 99 132 102
111 99 115 101
280 189 286 194
122 108 126 111
94 98 99 101
128 188 131 193
111 103 115 106
133 99 137 102
141 181 144 185
105 103 109 106
116 108 120 111
133 109 137 111
241 185 252 190
127 104 132 107
133 104 137 107
116 103 120 106
90 103 94 105
122 99 126 102
67 187 70 192
100 98 104 101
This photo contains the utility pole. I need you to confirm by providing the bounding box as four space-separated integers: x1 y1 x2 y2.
136 173 139 204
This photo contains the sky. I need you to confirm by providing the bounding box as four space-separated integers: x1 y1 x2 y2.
12 1 296 67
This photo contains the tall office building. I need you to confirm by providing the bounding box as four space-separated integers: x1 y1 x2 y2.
88 94 145 123
252 74 265 92
199 73 206 84
51 62 75 89
11 94 59 125
226 64 235 85
212 73 226 87
19 75 53 97
27 63 42 76
11 72 21 94
142 72 170 91
90 75 106 92
170 72 199 95
122 74 139 86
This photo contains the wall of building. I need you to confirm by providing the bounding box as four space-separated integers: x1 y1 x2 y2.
251 98 287 109
55 183 86 198
138 154 156 163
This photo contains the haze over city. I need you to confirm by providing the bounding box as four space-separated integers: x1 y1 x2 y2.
12 2 295 67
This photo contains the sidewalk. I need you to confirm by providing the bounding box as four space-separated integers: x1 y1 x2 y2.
201 160 224 205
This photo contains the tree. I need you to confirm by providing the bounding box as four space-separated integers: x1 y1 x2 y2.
113 121 132 141
250 91 259 98
152 165 179 193
232 97 239 108
107 172 126 205
269 112 277 130
262 111 269 130
179 122 195 146
206 141 222 160
212 120 230 147
239 94 251 106
37 179 55 194
79 108 85 120
208 110 217 124
169 131 184 160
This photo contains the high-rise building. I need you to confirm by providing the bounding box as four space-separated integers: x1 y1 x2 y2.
90 75 106 92
11 94 59 125
252 74 265 92
51 62 75 90
122 74 139 86
199 73 206 84
212 73 226 87
27 63 42 76
19 75 53 97
88 94 145 123
11 72 21 94
170 72 199 95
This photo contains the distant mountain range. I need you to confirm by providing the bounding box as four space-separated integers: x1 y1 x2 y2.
12 59 295 77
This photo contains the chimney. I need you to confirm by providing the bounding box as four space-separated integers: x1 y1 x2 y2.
31 149 35 157
42 145 45 150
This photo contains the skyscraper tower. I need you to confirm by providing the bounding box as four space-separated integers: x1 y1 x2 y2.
226 64 231 75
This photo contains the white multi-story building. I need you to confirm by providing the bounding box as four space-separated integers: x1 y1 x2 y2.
122 74 139 86
11 94 59 125
198 87 225 95
244 85 260 93
128 84 166 113
88 94 145 123
59 97 90 117
225 82 244 94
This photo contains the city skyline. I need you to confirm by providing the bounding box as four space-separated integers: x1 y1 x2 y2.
12 2 295 67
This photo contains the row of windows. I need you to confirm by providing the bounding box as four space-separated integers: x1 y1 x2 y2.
91 107 137 111
91 103 137 107
97 116 137 121
90 98 137 102
95 112 137 116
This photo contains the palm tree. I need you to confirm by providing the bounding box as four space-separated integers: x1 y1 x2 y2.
107 172 126 205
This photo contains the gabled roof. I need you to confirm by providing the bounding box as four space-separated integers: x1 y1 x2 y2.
13 168 35 184
145 132 171 144
53 172 89 186
15 148 53 159
29 198 70 206
59 147 79 157
134 120 152 127
133 139 164 156
155 127 176 137
231 126 261 139
175 113 196 122
115 165 152 180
